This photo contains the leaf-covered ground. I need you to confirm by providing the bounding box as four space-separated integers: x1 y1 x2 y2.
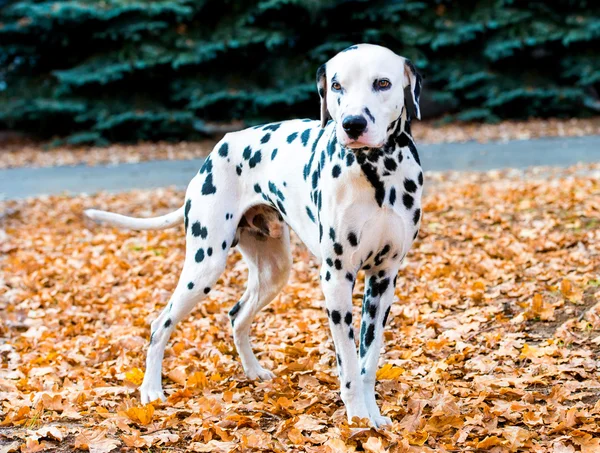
1 164 599 452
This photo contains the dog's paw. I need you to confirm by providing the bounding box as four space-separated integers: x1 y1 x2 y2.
369 414 392 428
140 386 166 405
245 366 275 381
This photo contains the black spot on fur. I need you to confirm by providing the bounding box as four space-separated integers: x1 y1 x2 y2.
382 306 391 327
345 312 352 325
263 123 281 132
236 165 242 176
413 208 421 225
418 171 424 186
337 354 342 367
346 381 351 389
334 259 342 270
261 133 271 144
389 187 396 205
191 221 208 239
326 258 333 267
364 107 375 123
347 232 358 247
207 247 213 256
368 303 377 318
329 227 336 241
346 272 353 282
184 199 191 232
254 183 261 193
243 146 252 160
306 206 316 223
202 174 217 195
229 301 241 318
195 248 205 263
361 367 366 375
365 324 375 347
204 287 210 294
164 319 172 328
404 178 417 193
187 282 194 290
218 143 228 157
331 310 341 325
384 158 397 172
349 329 355 339
249 150 262 168
199 157 212 174
359 161 385 207
346 152 355 166
222 240 227 250
325 271 331 281
301 129 311 146
403 193 414 209
414 230 419 240
334 243 343 255
287 132 298 143
332 165 341 178
271 149 278 160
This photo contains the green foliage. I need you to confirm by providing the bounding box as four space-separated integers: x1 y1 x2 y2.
0 0 599 144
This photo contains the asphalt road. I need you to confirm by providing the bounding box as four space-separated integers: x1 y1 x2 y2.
1 136 599 200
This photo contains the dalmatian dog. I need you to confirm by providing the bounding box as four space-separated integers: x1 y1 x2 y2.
85 43 423 427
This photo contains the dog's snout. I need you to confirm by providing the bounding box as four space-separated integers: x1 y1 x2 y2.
342 115 367 139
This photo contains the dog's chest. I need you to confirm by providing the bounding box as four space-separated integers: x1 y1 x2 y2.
319 143 423 267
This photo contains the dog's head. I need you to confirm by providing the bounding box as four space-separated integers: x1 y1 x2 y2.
317 44 422 149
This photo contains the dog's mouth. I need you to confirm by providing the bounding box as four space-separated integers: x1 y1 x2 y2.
343 138 384 150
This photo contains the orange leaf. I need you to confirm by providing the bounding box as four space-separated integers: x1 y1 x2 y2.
124 404 155 425
124 368 144 386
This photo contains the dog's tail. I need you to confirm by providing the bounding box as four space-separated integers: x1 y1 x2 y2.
84 205 185 230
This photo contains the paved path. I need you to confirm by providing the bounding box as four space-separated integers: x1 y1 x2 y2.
1 136 599 200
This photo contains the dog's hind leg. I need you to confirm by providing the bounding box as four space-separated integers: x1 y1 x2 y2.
229 224 292 380
140 245 231 404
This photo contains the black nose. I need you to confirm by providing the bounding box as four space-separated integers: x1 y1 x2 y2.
342 115 367 139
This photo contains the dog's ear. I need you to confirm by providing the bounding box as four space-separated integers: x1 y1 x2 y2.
316 63 329 128
403 59 422 120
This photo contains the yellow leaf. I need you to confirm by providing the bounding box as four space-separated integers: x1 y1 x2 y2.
476 435 503 449
376 363 404 380
124 404 155 425
560 279 572 296
186 371 208 389
288 428 305 445
124 368 144 386
407 430 429 446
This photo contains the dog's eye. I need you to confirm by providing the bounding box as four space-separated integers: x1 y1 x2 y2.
331 82 342 92
375 79 391 90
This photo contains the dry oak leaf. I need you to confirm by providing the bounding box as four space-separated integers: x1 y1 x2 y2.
571 433 600 453
190 440 237 452
19 439 50 453
294 414 326 432
287 428 306 445
32 426 63 442
122 403 155 425
407 430 429 446
363 436 387 453
476 435 503 449
325 437 356 453
376 363 405 380
74 429 120 453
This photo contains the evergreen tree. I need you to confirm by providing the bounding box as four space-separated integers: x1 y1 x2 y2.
0 0 598 144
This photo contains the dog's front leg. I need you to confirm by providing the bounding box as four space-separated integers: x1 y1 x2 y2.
358 270 398 427
320 271 370 423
